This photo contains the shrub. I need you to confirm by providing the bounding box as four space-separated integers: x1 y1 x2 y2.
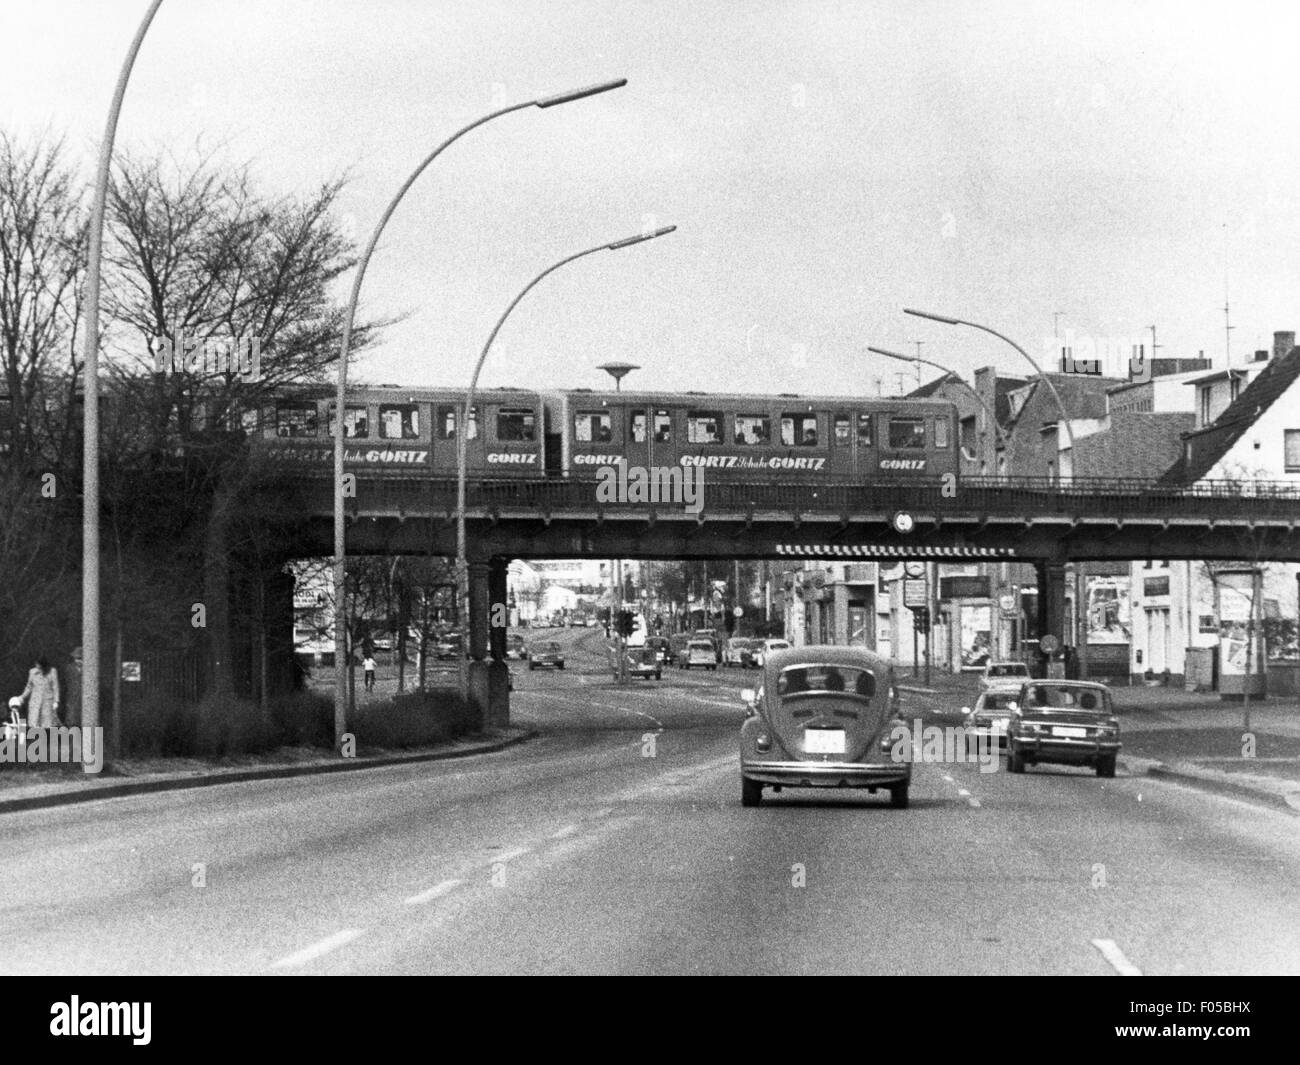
120 693 194 758
268 691 333 748
349 687 477 750
193 694 275 759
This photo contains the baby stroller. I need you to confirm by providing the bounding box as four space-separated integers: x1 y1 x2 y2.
3 696 25 761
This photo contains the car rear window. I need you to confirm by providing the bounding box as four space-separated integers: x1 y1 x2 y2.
777 665 875 699
1023 686 1109 711
989 664 1027 676
982 693 1017 710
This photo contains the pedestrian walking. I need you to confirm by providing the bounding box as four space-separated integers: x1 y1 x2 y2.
363 654 377 692
21 656 60 728
63 646 83 727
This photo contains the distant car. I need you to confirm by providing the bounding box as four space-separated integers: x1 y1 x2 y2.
680 639 718 671
694 629 724 662
962 689 1019 753
1005 680 1121 777
739 645 909 808
506 633 527 660
615 646 662 681
722 637 752 667
528 641 565 671
434 632 463 660
752 639 791 668
735 638 766 668
644 636 670 665
980 661 1031 692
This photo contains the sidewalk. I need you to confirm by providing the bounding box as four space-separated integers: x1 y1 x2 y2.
0 727 535 815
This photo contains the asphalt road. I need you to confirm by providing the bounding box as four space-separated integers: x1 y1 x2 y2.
3 624 1299 975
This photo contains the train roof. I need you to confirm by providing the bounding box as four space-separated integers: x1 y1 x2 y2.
540 389 957 407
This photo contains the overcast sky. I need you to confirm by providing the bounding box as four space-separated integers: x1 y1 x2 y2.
4 0 1299 396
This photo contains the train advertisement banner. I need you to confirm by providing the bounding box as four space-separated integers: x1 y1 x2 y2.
1085 576 1131 644
959 604 992 669
264 445 430 466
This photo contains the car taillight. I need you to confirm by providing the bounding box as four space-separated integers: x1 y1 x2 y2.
756 732 771 752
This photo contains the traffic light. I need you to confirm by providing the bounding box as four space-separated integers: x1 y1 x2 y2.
912 607 931 634
614 609 636 638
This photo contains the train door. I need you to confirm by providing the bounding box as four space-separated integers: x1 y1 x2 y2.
431 401 479 473
829 411 854 477
625 405 651 471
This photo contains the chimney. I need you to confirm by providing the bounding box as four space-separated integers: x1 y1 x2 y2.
1274 330 1296 360
1255 349 1269 363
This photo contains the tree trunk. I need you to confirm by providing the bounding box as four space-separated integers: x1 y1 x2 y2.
203 478 238 700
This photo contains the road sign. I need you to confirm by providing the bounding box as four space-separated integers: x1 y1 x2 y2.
1040 633 1060 654
732 606 744 617
903 561 926 579
904 579 927 608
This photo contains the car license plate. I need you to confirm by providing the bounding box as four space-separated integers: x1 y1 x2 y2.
991 720 1008 734
805 728 845 754
1052 725 1087 738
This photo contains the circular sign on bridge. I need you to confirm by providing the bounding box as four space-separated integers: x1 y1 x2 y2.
1040 634 1061 654
892 511 915 535
733 607 744 617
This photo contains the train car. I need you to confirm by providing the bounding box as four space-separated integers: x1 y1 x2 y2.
541 390 958 482
255 385 546 477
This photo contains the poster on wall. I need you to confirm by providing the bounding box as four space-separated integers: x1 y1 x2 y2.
960 604 992 669
1085 576 1131 644
1218 572 1262 676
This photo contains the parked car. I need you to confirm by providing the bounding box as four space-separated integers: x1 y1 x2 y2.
739 645 909 808
722 637 753 667
961 689 1020 752
1005 680 1121 777
528 641 566 671
680 639 718 670
735 638 766 668
980 660 1031 692
751 639 791 668
614 645 662 681
694 628 724 663
506 633 527 660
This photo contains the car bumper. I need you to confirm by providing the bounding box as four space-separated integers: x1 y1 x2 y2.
1010 736 1121 763
741 759 911 788
968 725 1009 749
531 660 564 668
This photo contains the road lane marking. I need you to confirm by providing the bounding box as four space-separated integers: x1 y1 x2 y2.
1091 938 1143 976
957 788 971 797
491 846 531 863
404 879 464 905
592 807 613 819
270 929 364 969
549 824 580 840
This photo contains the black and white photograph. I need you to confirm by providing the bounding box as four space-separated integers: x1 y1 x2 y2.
1 0 1298 1021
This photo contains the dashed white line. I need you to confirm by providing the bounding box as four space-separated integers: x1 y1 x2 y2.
549 824 580 840
1091 938 1143 976
403 879 464 905
957 788 971 797
491 846 531 864
270 929 365 969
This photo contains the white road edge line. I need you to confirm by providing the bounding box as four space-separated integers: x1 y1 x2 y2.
403 879 464 905
549 824 580 840
270 929 365 969
1091 938 1143 976
491 846 531 864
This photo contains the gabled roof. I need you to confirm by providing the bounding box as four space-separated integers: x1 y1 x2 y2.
904 372 960 401
1160 347 1300 484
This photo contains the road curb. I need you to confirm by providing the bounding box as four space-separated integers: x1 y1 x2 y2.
1129 758 1300 815
0 729 538 816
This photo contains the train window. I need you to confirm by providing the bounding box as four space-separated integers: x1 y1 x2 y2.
275 401 318 438
327 404 369 438
379 404 420 439
687 410 724 444
857 413 874 446
631 412 647 443
733 414 770 446
497 407 536 442
780 412 818 447
575 411 613 444
436 405 477 440
889 417 925 449
652 410 672 443
934 417 950 448
833 414 851 446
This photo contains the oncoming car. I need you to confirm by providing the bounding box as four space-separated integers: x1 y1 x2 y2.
680 639 718 671
980 661 1031 692
1005 680 1121 777
527 641 565 671
615 646 663 681
739 646 909 808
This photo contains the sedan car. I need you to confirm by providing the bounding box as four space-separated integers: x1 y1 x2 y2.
1005 680 1121 777
722 637 752 667
527 641 566 671
505 633 527 660
739 645 910 808
962 689 1020 753
644 636 671 665
980 660 1031 692
751 639 791 668
434 632 463 660
680 639 718 670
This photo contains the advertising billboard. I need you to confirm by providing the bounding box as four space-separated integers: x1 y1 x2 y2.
1085 576 1131 645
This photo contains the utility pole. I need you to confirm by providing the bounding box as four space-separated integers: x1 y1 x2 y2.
912 341 924 390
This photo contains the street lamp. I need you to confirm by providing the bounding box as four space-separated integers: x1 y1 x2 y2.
902 308 1077 463
82 0 166 773
597 361 641 678
456 225 676 702
866 345 1011 460
597 361 640 391
331 78 626 751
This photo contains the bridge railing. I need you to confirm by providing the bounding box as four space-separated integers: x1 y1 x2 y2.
282 472 1300 520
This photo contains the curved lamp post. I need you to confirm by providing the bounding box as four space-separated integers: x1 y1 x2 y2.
902 308 1077 467
866 345 1011 463
331 79 626 751
456 225 676 700
82 0 166 773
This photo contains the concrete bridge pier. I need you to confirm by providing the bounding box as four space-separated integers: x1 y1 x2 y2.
465 557 511 729
1035 558 1069 678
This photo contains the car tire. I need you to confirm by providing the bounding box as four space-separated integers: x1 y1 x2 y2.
741 776 762 807
1008 745 1026 774
655 671 662 681
890 782 909 809
558 663 565 670
528 663 536 671
1097 755 1117 778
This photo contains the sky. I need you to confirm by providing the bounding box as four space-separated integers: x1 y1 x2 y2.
3 0 1300 397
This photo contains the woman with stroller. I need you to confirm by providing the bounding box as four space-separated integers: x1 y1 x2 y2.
20 656 60 728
